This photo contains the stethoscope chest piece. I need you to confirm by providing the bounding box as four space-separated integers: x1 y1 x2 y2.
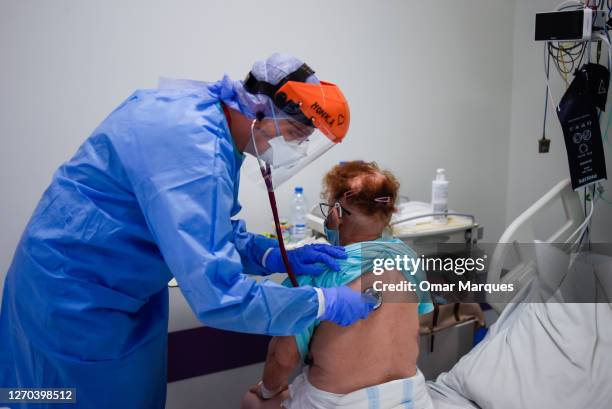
363 287 383 311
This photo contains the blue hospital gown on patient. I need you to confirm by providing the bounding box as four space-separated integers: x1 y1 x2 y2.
283 238 434 358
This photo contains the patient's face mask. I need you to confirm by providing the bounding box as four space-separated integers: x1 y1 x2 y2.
321 201 349 246
324 224 340 246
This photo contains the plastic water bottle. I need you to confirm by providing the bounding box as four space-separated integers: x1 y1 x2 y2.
290 187 309 242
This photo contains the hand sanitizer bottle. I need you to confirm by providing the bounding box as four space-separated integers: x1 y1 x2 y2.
432 169 448 224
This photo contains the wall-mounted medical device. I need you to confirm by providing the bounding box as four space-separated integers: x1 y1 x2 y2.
535 3 610 190
535 9 607 41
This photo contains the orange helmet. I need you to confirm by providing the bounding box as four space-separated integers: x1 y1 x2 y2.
243 63 350 142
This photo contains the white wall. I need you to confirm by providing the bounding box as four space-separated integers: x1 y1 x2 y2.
507 0 612 241
0 1 515 300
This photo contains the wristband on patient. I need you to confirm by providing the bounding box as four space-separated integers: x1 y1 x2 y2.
258 381 282 400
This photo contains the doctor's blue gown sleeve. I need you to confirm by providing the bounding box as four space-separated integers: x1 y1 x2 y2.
0 85 319 409
107 88 321 334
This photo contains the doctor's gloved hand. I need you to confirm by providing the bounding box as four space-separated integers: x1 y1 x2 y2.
319 286 377 327
265 244 347 276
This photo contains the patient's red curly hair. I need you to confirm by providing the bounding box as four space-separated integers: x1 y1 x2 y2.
322 161 400 221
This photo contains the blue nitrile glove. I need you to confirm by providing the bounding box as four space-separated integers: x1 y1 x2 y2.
319 286 378 326
265 244 348 276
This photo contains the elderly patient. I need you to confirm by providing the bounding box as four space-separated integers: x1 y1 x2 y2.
242 161 435 409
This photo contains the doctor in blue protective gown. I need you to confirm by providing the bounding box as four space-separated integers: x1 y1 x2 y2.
0 53 375 408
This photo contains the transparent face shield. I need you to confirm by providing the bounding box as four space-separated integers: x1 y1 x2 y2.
241 114 339 287
240 66 350 285
244 113 337 190
241 62 349 188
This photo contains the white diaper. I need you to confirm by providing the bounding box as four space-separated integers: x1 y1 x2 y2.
282 368 434 409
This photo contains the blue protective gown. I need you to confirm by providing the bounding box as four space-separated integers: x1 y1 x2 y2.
0 83 320 408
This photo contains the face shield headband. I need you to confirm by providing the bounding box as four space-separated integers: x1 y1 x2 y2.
244 63 315 125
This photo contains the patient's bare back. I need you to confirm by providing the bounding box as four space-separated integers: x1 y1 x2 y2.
307 271 420 394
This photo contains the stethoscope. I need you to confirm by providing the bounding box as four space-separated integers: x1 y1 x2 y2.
363 287 383 310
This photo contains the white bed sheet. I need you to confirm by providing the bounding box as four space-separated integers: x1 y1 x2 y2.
426 243 612 409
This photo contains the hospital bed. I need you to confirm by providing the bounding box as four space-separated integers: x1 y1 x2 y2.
426 179 612 409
